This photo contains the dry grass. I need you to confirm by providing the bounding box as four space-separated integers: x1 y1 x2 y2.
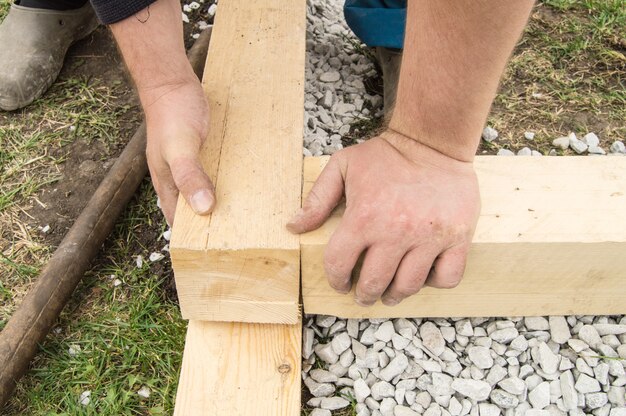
484 0 625 154
0 78 127 322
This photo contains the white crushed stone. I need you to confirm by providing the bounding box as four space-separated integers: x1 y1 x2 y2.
496 149 515 156
552 136 571 150
610 141 625 154
207 3 217 18
303 314 626 415
68 344 81 356
79 390 91 406
137 385 151 398
149 252 165 262
482 126 499 142
583 132 600 147
569 134 589 154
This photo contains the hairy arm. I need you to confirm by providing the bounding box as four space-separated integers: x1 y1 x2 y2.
390 0 534 161
110 0 215 224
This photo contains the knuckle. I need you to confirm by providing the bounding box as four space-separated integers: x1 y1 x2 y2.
396 278 425 297
171 163 201 189
390 213 420 234
359 277 386 297
352 205 375 226
324 254 348 279
305 188 325 211
432 274 462 289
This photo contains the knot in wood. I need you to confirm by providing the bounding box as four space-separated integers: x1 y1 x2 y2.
278 363 291 374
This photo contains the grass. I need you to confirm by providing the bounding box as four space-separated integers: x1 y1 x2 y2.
0 77 129 322
3 182 184 415
0 1 624 415
484 0 625 154
0 1 8 20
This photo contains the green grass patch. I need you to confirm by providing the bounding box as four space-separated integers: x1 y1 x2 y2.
4 183 183 415
485 0 625 153
0 0 9 20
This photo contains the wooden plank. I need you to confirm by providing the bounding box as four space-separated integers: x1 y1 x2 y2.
170 0 306 324
301 156 626 318
174 320 302 416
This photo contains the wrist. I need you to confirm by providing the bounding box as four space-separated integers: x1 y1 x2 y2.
137 68 199 108
387 115 480 163
379 128 476 173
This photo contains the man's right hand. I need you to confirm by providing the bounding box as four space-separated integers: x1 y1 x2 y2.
143 79 215 225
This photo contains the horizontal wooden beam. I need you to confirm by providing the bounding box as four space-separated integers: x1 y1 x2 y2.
170 0 306 324
301 156 626 318
174 320 302 416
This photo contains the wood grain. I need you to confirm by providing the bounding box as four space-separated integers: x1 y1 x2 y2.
170 0 306 324
174 320 302 416
301 156 626 318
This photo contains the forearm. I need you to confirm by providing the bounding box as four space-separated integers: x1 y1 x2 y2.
109 0 197 109
389 0 534 162
107 0 213 223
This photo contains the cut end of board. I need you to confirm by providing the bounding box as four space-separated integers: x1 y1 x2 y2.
171 247 300 324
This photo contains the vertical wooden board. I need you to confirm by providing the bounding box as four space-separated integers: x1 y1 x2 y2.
170 0 306 323
174 320 302 416
301 156 626 318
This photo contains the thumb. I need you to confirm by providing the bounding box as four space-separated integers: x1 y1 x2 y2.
287 154 345 234
169 155 216 216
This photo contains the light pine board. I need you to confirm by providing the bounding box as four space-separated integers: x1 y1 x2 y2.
301 156 626 318
170 0 306 324
174 320 302 416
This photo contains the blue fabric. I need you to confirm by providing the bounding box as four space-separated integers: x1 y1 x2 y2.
344 0 407 49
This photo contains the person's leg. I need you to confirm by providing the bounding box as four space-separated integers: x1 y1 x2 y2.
0 1 98 111
344 0 407 118
344 0 406 49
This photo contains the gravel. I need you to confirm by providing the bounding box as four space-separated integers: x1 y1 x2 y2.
303 314 626 415
299 2 625 415
301 0 383 158
482 126 499 143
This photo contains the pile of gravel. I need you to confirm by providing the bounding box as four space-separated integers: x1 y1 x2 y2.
303 0 383 157
302 315 626 416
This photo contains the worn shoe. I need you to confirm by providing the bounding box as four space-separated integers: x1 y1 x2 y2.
0 3 99 111
375 46 402 120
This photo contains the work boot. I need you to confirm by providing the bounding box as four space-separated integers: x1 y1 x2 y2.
0 2 99 111
375 46 402 120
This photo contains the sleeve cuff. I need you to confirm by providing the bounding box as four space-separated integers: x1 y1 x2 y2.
91 0 158 25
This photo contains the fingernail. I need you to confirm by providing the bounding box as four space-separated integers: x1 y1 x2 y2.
382 297 400 307
286 208 305 231
332 285 350 295
355 297 375 307
190 189 214 214
288 208 305 224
